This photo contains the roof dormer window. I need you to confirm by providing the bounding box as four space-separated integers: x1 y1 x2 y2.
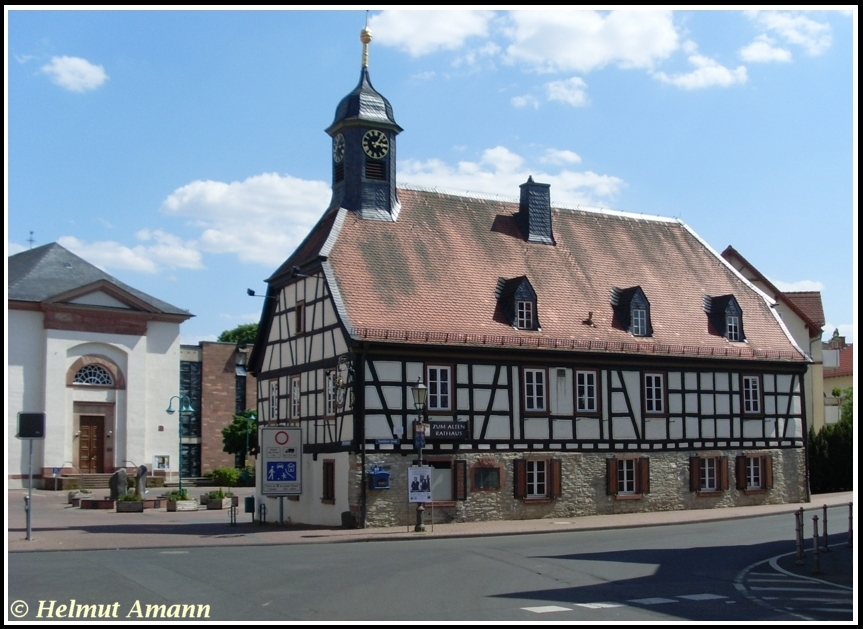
611 286 652 337
704 295 746 342
496 276 540 331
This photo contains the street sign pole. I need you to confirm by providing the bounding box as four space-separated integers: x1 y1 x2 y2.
27 440 33 541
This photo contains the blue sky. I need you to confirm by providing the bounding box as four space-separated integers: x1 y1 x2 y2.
7 9 856 345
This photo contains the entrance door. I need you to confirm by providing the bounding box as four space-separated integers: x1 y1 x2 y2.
79 416 104 474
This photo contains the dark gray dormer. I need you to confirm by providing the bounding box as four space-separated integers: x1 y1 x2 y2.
611 286 653 337
704 294 745 341
496 276 540 331
515 176 554 245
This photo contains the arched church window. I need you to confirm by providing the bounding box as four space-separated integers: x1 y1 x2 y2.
73 364 114 386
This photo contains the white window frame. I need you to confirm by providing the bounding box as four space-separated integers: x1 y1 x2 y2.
726 315 741 341
526 460 547 498
631 308 647 336
523 368 546 412
325 371 336 416
742 375 761 414
269 381 279 421
700 457 717 492
576 370 597 413
746 456 762 490
516 300 534 330
427 366 451 411
644 373 664 414
290 376 301 420
618 458 636 495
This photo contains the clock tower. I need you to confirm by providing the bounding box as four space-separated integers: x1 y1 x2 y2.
326 26 403 221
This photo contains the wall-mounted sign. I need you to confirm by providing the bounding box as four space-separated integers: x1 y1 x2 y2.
154 455 170 471
428 422 469 441
261 427 302 496
408 465 431 503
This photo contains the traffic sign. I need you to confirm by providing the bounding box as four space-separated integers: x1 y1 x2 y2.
260 427 302 496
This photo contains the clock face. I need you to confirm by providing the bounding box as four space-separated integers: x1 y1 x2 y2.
362 129 389 159
333 134 345 163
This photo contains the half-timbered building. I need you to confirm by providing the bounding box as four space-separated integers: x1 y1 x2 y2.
249 30 811 527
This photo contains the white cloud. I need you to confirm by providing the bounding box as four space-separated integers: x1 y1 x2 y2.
545 77 589 107
453 41 502 68
503 11 679 73
161 172 331 267
401 146 624 205
370 10 494 57
654 49 747 90
41 56 108 92
56 234 202 273
511 94 540 109
749 11 832 56
768 278 826 292
15 53 35 64
739 35 792 63
541 149 582 165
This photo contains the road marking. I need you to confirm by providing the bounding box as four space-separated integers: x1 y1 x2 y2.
521 605 571 613
749 586 849 593
629 597 678 605
575 602 624 609
678 593 727 601
159 551 189 554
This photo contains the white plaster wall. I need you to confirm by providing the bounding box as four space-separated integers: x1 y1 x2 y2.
145 321 183 472
8 310 47 485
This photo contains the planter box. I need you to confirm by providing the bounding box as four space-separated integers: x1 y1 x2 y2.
79 499 115 510
167 499 198 512
199 494 210 506
69 491 93 506
116 501 145 513
206 498 233 510
142 499 162 509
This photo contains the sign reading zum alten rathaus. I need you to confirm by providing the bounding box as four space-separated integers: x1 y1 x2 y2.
261 427 302 496
427 422 469 441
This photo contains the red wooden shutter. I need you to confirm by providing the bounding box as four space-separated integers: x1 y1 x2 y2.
736 455 747 490
689 456 700 492
638 457 650 494
514 459 527 499
764 455 773 489
606 458 618 495
455 460 467 501
550 459 562 499
719 456 729 491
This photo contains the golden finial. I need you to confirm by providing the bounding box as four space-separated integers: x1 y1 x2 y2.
361 11 372 69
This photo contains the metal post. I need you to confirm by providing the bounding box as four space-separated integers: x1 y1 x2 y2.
812 515 822 574
229 504 237 526
415 418 425 533
848 502 853 548
822 504 830 552
258 502 267 525
27 439 33 541
795 507 804 564
279 496 284 525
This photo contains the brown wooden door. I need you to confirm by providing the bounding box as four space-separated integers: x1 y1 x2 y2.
79 416 104 474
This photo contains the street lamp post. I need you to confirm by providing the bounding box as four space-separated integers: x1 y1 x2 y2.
411 379 428 533
166 395 195 496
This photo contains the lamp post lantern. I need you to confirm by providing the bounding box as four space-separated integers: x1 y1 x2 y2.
166 395 194 496
410 379 428 533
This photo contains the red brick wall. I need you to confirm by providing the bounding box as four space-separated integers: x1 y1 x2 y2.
199 342 257 473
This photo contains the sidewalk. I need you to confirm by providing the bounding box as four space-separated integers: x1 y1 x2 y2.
8 489 855 561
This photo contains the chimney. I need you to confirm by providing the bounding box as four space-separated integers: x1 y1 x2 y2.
516 176 554 245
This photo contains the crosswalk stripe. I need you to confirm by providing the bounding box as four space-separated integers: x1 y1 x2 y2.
575 602 624 609
521 605 571 613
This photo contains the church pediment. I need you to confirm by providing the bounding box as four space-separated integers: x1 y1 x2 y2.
47 280 160 313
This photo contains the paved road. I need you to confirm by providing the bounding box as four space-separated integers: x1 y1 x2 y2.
7 507 855 622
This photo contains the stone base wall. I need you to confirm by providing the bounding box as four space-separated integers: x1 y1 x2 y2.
351 448 807 528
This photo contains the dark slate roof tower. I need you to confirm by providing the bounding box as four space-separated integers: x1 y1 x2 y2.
325 26 403 221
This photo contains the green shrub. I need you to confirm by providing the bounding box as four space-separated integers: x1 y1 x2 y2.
809 387 853 494
118 493 142 502
208 487 235 500
167 489 189 501
211 466 241 487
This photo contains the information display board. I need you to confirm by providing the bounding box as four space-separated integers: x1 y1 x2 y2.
261 427 302 496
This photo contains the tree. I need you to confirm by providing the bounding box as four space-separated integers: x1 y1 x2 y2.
808 387 853 494
222 409 258 467
218 323 258 345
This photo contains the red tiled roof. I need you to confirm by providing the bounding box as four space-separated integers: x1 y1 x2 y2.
317 187 805 362
783 291 826 328
824 343 853 378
